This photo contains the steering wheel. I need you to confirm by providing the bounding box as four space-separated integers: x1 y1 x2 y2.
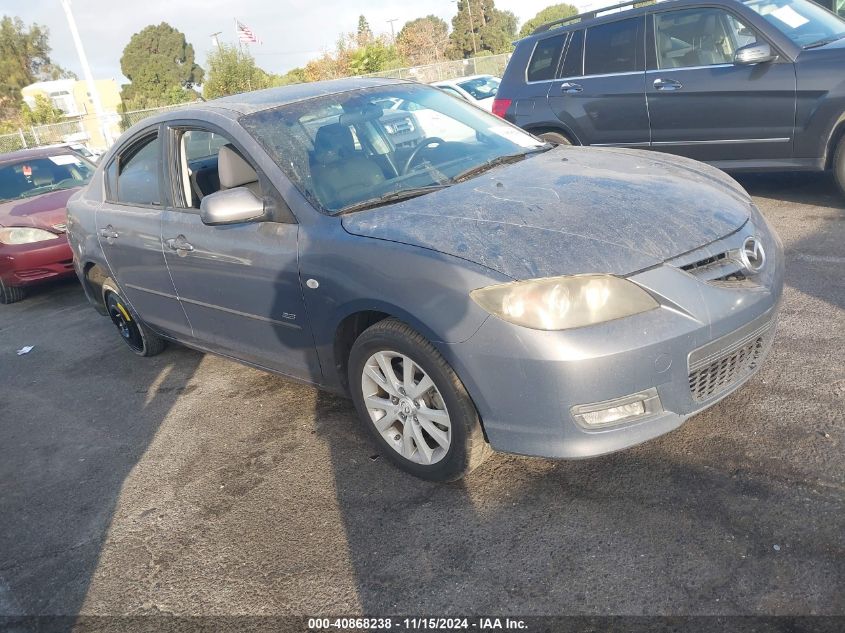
402 137 446 175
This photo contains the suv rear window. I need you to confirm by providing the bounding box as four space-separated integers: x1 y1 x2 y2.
527 34 566 81
585 18 642 75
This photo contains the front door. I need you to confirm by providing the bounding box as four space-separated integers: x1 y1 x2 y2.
96 127 191 338
645 7 797 162
547 18 650 147
160 126 321 381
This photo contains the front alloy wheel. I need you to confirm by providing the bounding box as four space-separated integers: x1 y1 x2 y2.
361 351 452 466
349 318 490 481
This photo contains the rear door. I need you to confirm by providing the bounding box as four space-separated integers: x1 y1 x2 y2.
547 17 650 147
645 6 796 161
95 127 191 338
160 123 321 381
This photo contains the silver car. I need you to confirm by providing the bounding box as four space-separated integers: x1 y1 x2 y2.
66 78 783 481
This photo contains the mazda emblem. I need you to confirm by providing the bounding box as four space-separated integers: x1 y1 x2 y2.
740 236 766 274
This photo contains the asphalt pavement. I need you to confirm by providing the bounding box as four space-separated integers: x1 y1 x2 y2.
0 172 842 621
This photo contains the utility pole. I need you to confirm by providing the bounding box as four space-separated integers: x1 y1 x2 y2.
467 0 478 57
387 18 399 42
452 0 478 57
59 0 113 146
210 31 223 51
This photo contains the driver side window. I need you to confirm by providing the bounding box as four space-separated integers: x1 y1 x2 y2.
655 8 759 69
174 128 262 210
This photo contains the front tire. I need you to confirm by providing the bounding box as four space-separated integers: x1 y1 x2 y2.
348 318 490 482
833 136 845 196
102 280 166 357
0 279 25 304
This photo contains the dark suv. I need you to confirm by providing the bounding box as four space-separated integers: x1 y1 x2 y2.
494 0 845 192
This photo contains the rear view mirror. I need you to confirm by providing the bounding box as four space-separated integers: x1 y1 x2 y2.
200 187 266 225
734 42 777 65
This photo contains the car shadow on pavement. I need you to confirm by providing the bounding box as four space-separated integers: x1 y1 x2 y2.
733 171 843 210
314 386 844 616
0 281 203 627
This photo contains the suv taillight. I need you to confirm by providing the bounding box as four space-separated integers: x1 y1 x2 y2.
492 98 512 118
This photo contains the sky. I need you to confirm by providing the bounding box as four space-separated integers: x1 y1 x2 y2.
9 0 599 84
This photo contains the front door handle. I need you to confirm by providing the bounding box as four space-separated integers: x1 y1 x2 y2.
165 236 195 255
560 82 583 94
653 78 683 91
98 226 119 240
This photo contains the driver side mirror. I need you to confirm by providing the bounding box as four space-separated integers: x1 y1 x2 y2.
734 42 777 65
200 187 267 226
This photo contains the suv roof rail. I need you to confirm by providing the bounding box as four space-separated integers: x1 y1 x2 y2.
531 0 670 35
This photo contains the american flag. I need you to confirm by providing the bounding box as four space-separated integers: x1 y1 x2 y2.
236 21 261 44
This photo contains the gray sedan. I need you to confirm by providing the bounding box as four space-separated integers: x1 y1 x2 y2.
66 78 783 481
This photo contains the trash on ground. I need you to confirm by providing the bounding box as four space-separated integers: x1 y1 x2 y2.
16 346 34 356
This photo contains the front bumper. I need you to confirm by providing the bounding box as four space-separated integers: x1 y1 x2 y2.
0 236 75 287
442 215 784 459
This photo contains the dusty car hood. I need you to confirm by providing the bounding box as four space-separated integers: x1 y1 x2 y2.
342 147 752 279
0 188 76 231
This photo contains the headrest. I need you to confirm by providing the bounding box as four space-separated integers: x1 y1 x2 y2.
218 145 258 189
31 169 54 188
313 124 355 165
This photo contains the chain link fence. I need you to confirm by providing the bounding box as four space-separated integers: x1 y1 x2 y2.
0 103 189 155
362 53 511 84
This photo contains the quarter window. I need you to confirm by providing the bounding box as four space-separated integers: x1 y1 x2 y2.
113 133 161 206
655 8 759 69
560 30 584 78
527 34 566 81
585 18 642 75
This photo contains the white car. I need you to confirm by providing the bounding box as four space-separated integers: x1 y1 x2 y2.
430 75 501 112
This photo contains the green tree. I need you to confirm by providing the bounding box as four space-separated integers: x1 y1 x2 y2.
0 16 73 122
449 0 518 59
273 67 307 86
120 22 203 109
518 3 579 38
397 16 450 66
20 93 64 125
203 44 270 99
357 15 372 46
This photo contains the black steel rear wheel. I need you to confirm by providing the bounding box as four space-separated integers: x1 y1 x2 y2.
102 280 166 357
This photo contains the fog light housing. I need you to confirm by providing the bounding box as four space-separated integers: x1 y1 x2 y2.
571 388 662 428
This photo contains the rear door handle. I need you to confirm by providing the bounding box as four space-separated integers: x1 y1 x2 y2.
165 236 194 255
653 78 683 91
560 82 583 94
98 226 119 240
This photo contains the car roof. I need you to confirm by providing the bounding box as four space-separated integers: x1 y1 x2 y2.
202 77 412 115
0 145 78 165
432 75 495 87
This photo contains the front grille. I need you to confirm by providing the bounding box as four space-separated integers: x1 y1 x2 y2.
688 320 775 402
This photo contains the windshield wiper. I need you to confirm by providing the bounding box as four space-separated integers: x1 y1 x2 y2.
450 146 552 184
337 185 450 214
803 32 845 49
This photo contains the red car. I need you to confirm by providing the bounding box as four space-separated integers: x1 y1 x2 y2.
0 146 95 303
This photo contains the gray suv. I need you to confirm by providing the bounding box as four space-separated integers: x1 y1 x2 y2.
493 0 845 192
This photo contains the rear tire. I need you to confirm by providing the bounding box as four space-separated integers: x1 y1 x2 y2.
539 131 573 146
0 279 25 304
102 279 166 357
348 318 490 482
833 136 845 196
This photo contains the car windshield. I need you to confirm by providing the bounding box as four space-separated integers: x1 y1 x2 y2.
240 83 548 214
742 0 845 47
457 76 500 100
0 154 95 203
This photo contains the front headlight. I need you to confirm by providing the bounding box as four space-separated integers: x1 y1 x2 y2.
0 227 58 245
470 274 659 331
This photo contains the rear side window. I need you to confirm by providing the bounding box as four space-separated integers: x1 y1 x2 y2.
112 133 161 206
585 18 642 75
527 34 566 81
560 30 584 78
